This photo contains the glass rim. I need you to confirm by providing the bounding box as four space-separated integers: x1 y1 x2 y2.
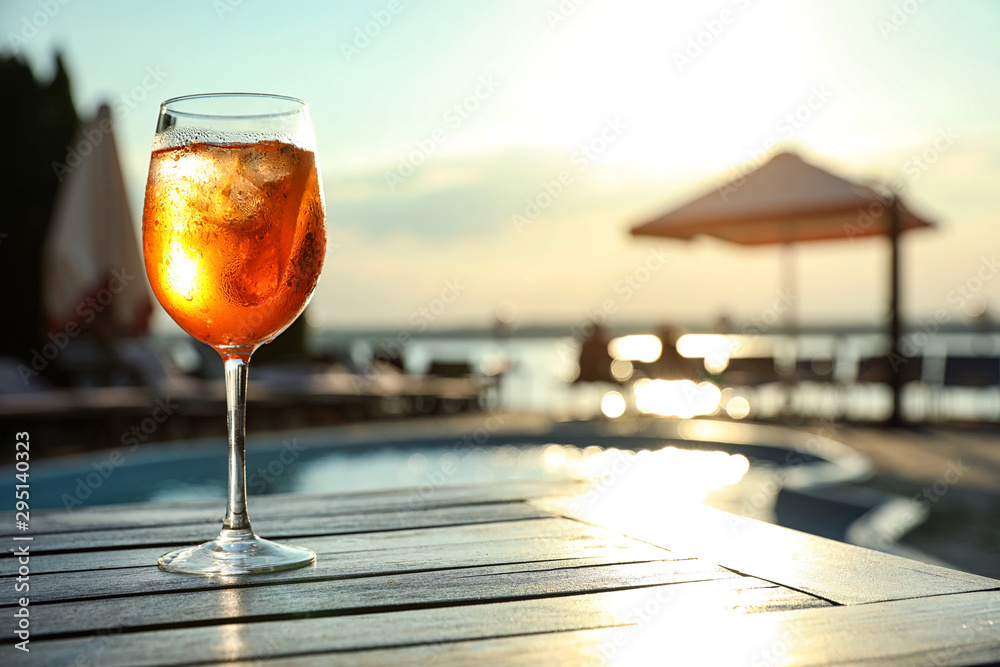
160 93 308 120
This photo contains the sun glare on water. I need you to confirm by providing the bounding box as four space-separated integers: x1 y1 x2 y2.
631 379 723 418
542 443 750 514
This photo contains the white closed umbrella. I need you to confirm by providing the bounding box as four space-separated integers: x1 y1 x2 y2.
43 104 151 335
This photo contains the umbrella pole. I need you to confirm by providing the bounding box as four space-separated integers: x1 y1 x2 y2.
780 241 797 416
888 196 903 426
781 241 797 337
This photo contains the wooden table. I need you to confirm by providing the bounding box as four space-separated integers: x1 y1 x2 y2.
3 478 1000 666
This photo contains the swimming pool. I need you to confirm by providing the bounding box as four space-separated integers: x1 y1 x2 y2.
5 417 926 558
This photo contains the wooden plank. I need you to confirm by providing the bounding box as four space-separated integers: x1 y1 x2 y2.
7 558 738 639
8 517 689 576
1 544 167 576
0 479 589 536
8 522 677 603
20 579 827 667
277 590 1000 667
533 497 1000 605
0 502 548 554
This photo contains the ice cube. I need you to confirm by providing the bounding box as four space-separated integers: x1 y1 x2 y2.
238 141 299 187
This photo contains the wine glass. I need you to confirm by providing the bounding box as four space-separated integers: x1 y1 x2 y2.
142 93 326 575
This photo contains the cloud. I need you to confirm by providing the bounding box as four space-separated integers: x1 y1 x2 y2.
323 147 575 239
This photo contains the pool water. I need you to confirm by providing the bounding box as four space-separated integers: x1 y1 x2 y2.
5 418 929 563
17 433 754 512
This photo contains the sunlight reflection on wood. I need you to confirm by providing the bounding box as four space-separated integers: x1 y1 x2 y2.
218 587 247 662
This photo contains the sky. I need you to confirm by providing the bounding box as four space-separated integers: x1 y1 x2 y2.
4 0 1000 334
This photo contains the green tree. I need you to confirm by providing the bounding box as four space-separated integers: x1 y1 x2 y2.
0 53 79 369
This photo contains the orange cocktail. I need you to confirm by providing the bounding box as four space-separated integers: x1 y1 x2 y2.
143 140 325 350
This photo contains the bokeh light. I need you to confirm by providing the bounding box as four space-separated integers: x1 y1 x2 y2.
608 335 663 363
600 391 627 418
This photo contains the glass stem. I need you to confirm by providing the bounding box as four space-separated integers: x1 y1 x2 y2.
223 356 252 534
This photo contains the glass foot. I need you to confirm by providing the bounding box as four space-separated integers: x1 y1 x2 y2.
158 529 316 576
